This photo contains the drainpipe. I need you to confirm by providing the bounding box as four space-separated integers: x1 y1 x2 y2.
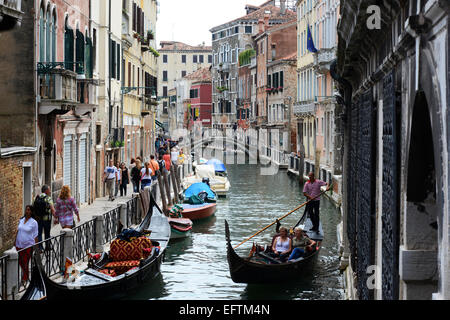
108 0 112 138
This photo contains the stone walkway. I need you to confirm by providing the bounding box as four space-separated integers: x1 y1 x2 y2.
50 184 135 237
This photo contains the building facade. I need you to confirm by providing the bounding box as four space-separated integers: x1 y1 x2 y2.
157 41 212 131
335 0 449 300
122 0 159 165
210 0 296 130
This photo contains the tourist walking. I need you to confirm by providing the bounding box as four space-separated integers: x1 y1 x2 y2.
149 155 160 181
120 162 130 196
303 172 330 232
171 147 179 166
163 151 171 172
103 159 119 201
115 161 121 197
55 185 80 229
15 205 38 285
33 184 56 249
131 159 142 192
141 162 153 190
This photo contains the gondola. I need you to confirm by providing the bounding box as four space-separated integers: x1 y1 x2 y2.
23 194 170 300
225 218 323 284
168 217 193 239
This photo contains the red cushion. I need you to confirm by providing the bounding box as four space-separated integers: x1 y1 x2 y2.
105 260 140 275
109 237 153 262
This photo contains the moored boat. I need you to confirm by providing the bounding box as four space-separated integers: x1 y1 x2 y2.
182 164 230 197
168 217 193 239
225 219 323 284
180 182 217 203
22 194 170 300
173 203 217 221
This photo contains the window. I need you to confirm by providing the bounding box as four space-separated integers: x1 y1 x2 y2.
199 55 204 63
182 55 186 63
163 86 168 97
234 26 239 34
110 39 116 78
193 55 198 63
163 70 168 82
116 43 121 81
245 26 252 34
163 54 168 63
208 55 212 63
182 71 186 77
280 71 284 88
190 88 199 99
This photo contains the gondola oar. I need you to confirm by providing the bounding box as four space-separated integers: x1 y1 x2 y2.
233 184 332 250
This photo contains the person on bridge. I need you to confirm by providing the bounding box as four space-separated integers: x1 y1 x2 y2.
303 172 330 233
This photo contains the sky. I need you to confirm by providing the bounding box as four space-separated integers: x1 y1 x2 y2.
156 0 267 48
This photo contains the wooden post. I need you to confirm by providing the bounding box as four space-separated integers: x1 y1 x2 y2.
157 174 168 214
163 169 172 207
173 163 182 191
170 167 179 203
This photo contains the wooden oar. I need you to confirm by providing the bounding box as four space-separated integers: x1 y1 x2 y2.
233 184 332 250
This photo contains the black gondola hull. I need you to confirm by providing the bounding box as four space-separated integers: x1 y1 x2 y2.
225 220 320 284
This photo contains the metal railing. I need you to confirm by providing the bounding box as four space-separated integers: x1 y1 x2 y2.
72 219 96 263
4 195 141 299
103 207 121 244
0 255 7 300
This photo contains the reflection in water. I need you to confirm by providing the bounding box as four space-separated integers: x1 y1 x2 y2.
125 164 343 300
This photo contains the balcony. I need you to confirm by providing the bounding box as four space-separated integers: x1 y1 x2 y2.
313 48 336 74
0 0 22 31
218 62 230 72
75 78 99 115
293 101 316 116
38 68 78 114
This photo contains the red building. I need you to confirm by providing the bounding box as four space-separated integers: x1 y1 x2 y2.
185 67 212 129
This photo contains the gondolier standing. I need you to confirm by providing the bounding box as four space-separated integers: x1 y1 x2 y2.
303 172 330 232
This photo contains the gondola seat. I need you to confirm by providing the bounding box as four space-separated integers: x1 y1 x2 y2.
104 260 141 275
109 237 153 262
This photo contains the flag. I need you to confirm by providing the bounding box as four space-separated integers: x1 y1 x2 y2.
307 24 318 53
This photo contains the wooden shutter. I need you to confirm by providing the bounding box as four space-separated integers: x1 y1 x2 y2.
76 29 85 74
64 26 74 71
128 62 131 87
132 3 136 32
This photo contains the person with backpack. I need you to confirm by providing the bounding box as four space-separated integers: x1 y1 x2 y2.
33 184 56 250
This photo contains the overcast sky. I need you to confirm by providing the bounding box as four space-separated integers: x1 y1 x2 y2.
156 0 266 48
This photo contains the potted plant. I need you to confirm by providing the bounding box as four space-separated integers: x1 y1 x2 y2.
147 30 154 40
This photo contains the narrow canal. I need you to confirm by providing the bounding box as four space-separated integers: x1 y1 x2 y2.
126 163 344 300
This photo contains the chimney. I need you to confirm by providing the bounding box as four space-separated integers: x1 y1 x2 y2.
258 19 265 33
280 0 286 15
264 11 270 30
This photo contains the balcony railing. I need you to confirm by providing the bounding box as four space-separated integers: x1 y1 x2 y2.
293 101 316 116
313 48 336 74
39 69 77 103
0 0 22 16
77 79 98 105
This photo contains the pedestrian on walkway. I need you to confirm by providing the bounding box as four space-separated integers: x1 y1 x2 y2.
171 147 179 166
104 159 119 201
131 159 142 193
140 162 153 190
15 205 38 285
33 184 56 249
163 151 171 172
115 161 121 197
303 172 330 233
149 155 160 181
55 185 80 229
120 162 130 196
178 149 186 165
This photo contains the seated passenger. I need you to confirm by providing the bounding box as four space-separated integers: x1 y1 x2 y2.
269 227 292 262
288 227 316 261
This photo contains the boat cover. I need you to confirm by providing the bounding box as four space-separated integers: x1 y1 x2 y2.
184 182 216 199
206 158 227 172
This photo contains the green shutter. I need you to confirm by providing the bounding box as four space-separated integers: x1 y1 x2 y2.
64 27 74 71
85 37 93 78
76 30 85 74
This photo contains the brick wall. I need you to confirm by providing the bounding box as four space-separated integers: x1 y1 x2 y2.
0 155 34 253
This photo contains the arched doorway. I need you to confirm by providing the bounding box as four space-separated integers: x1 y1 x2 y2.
402 90 439 299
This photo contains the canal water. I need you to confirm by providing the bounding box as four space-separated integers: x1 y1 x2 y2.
126 163 343 300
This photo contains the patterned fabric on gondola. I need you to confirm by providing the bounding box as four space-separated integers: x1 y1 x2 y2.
109 237 153 262
104 260 140 275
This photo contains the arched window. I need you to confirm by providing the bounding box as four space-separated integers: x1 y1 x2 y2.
64 17 74 71
52 10 56 62
46 8 51 62
39 6 45 62
75 28 85 74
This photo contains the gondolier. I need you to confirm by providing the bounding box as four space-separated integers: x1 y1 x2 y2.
303 172 330 233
